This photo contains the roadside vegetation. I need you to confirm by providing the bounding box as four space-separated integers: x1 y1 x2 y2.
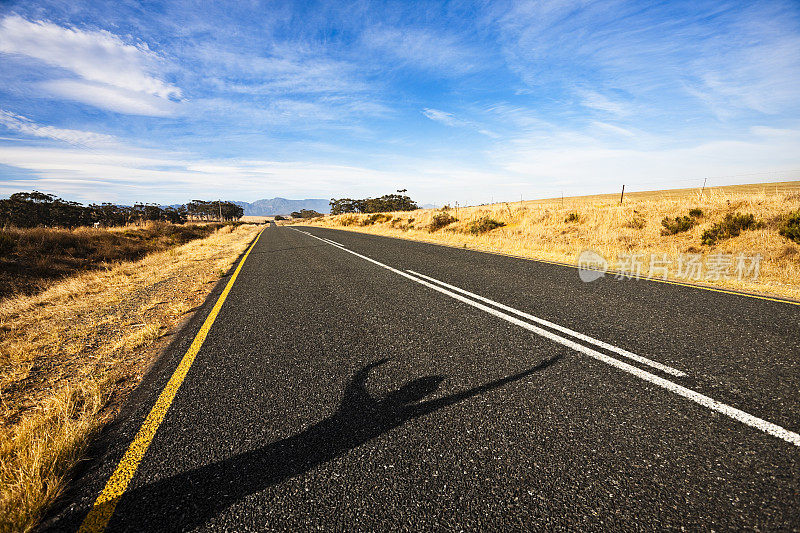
428 212 458 232
701 213 762 246
305 182 800 300
0 223 260 532
0 222 234 300
467 216 506 234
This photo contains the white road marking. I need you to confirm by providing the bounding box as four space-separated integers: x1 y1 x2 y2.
408 270 685 377
291 228 800 448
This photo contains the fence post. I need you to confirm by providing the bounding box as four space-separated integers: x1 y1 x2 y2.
619 184 625 204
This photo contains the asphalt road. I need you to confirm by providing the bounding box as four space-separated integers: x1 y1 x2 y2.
47 224 800 531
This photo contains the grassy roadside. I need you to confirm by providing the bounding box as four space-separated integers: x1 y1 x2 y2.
303 183 800 301
0 223 261 532
0 222 234 300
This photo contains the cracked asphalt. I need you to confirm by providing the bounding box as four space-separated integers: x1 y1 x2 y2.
46 224 800 531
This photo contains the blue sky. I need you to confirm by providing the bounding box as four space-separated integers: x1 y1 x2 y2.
0 0 799 205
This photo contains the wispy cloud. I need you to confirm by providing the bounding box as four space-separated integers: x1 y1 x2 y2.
362 26 477 73
579 90 631 116
422 108 462 127
0 14 181 115
689 21 800 115
422 108 497 137
489 1 800 118
0 109 116 146
590 121 635 137
197 44 368 96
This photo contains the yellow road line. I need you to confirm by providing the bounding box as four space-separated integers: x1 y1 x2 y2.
306 226 800 306
78 229 264 533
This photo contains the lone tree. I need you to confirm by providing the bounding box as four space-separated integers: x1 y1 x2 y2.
291 209 324 219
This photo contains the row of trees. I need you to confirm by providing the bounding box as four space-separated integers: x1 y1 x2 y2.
329 192 418 215
185 200 244 222
0 191 244 229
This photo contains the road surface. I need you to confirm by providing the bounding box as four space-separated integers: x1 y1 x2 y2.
48 224 800 531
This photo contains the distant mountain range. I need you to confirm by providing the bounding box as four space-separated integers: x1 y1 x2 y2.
233 198 330 216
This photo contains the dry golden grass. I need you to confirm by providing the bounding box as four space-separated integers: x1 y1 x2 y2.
239 216 273 223
0 221 231 300
0 223 261 532
307 182 800 300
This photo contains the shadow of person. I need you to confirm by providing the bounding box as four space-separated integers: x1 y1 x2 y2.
88 355 561 531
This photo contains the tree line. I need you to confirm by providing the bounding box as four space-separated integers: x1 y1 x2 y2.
329 193 418 215
0 191 244 229
289 209 324 219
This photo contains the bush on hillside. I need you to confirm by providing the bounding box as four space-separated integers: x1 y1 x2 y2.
429 212 457 232
661 216 694 235
701 213 761 246
779 210 800 244
661 208 704 235
467 217 506 234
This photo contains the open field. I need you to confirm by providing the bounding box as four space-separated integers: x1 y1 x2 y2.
518 180 800 205
0 224 261 532
304 181 800 300
239 216 274 224
0 222 232 301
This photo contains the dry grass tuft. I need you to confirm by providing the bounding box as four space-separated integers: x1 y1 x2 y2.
112 324 163 353
306 182 800 300
0 223 260 532
1 380 106 532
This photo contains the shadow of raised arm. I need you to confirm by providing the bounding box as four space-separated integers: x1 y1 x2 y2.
340 357 387 411
57 354 562 532
403 354 562 419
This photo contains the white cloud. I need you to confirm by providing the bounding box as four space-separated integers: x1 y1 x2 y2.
0 144 405 203
422 108 461 127
0 140 511 205
39 79 178 117
422 108 497 137
0 15 181 115
0 109 116 146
